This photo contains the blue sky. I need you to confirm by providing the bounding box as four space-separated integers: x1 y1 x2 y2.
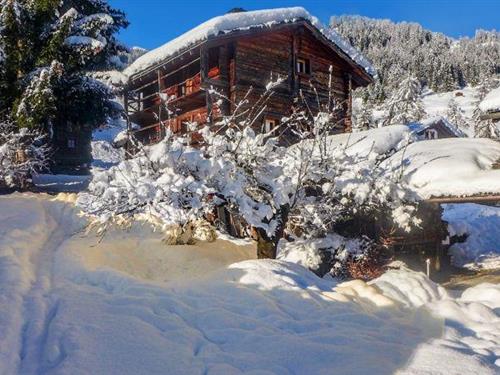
109 0 500 50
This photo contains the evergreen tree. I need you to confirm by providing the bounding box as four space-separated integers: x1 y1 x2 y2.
331 16 500 97
383 76 425 125
354 101 374 130
0 0 128 146
446 98 467 130
0 0 27 113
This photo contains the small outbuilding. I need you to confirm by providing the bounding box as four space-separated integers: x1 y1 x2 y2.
408 116 465 140
479 87 500 122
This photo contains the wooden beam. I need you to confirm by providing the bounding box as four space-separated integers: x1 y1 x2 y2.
426 195 500 204
200 46 212 122
481 111 500 121
131 57 201 94
291 30 300 96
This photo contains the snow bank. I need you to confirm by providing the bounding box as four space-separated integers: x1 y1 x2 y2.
460 283 500 310
326 125 412 158
124 7 375 78
480 87 500 113
91 123 126 170
382 138 500 199
443 203 500 269
372 267 449 308
1 195 498 374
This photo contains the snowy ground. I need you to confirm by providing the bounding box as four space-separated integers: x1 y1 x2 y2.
422 87 478 124
91 123 124 171
31 124 124 193
0 193 499 374
360 86 483 137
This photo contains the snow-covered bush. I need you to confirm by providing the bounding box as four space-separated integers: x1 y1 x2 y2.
0 121 51 189
78 73 421 279
273 92 420 278
78 78 288 239
277 234 383 279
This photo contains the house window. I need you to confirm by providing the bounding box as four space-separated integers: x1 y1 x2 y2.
424 129 438 140
178 84 186 97
264 118 277 133
296 57 311 75
67 139 76 149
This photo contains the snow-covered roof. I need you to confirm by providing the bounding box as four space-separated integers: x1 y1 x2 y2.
325 125 412 157
382 138 500 199
479 87 500 113
408 116 466 138
287 125 412 164
124 7 376 79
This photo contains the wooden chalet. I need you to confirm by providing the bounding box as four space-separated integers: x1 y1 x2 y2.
123 7 375 145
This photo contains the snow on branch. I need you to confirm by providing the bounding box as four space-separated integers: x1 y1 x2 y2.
0 121 51 189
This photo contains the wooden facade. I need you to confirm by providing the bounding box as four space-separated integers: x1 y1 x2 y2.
125 20 373 145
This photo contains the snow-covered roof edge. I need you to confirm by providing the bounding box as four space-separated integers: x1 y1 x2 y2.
408 116 466 138
479 87 500 113
124 7 376 80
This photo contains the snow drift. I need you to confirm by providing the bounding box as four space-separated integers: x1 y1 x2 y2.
0 194 498 374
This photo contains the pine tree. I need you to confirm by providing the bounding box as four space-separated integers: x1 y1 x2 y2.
383 75 426 125
354 101 374 130
446 98 467 130
0 0 26 114
0 2 128 124
0 0 129 169
330 16 500 98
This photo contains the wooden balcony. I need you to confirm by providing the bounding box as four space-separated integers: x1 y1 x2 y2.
136 66 221 114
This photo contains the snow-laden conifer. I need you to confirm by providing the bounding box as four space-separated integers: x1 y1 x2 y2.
383 75 426 125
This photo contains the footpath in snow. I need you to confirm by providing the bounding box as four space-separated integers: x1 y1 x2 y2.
0 194 499 374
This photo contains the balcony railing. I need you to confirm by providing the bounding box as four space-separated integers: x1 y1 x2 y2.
138 66 220 112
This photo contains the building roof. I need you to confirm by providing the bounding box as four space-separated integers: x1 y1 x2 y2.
407 116 466 138
124 7 376 80
479 87 500 114
381 138 500 200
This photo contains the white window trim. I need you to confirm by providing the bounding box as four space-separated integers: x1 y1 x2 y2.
264 118 277 133
424 129 438 140
296 58 310 74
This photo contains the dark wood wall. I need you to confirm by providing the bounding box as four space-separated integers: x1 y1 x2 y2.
232 26 352 133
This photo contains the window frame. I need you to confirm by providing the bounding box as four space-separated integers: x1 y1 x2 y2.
296 57 311 75
263 117 278 134
424 128 438 140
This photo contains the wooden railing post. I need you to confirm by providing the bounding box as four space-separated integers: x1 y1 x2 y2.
200 46 213 123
